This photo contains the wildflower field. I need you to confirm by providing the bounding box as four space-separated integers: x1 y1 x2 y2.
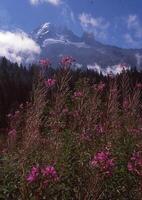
1 59 142 199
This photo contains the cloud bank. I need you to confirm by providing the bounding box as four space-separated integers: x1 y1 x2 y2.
87 63 130 75
79 13 109 40
0 30 41 64
127 14 142 37
124 14 142 47
30 0 61 6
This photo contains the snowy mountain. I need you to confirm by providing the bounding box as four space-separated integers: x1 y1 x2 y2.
31 22 142 69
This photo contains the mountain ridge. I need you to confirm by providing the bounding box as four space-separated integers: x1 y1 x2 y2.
31 22 142 69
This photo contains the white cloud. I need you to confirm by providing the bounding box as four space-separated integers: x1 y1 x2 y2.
127 15 138 28
60 2 76 26
126 14 142 38
123 15 142 47
79 13 109 39
135 53 142 67
87 63 102 73
30 0 61 6
0 30 41 64
30 0 75 30
74 63 83 69
104 64 130 75
79 13 109 29
87 63 130 75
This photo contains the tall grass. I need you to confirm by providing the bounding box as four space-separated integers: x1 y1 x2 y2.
1 65 142 199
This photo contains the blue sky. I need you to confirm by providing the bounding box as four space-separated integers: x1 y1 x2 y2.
0 0 142 48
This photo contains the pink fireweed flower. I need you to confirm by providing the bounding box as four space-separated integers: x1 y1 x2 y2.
44 79 56 88
62 108 69 115
41 166 59 184
60 56 75 67
26 166 39 183
39 59 51 67
90 150 115 176
127 162 133 172
73 91 83 99
128 151 142 176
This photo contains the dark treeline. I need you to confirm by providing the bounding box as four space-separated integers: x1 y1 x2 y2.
0 57 35 128
0 57 142 128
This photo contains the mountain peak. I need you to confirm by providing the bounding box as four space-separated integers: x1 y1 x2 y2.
33 22 55 40
41 22 50 28
33 22 80 42
31 22 142 69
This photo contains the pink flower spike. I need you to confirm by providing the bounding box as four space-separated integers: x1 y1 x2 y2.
127 162 133 172
73 91 83 99
127 151 142 176
26 166 39 184
26 174 36 183
90 150 115 176
60 56 75 67
44 79 56 88
39 59 51 67
41 165 59 182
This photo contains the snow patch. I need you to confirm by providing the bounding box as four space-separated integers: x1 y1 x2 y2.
35 22 50 39
42 38 89 48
